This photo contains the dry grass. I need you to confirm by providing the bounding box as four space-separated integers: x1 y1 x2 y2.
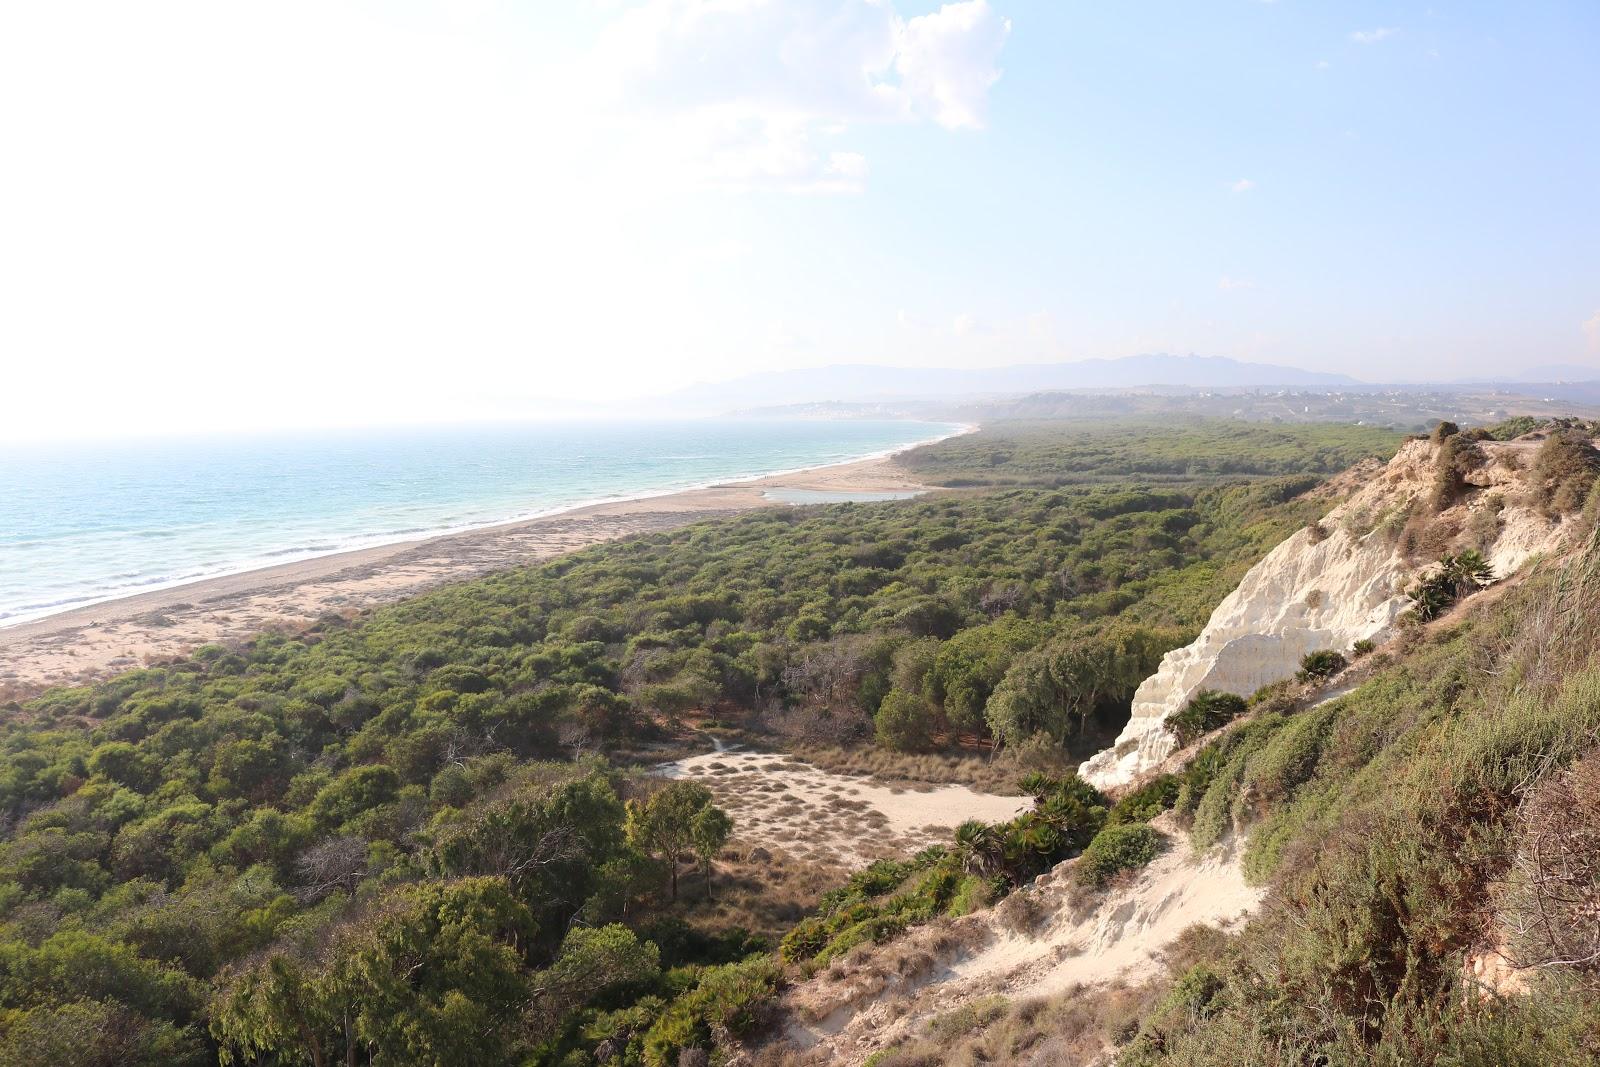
664 846 846 942
790 740 1079 794
858 978 1163 1067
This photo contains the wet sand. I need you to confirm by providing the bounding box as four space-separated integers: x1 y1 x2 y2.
0 455 930 698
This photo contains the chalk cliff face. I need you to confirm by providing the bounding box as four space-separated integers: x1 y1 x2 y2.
1080 435 1576 789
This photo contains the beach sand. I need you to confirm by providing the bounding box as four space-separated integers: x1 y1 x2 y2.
0 455 930 698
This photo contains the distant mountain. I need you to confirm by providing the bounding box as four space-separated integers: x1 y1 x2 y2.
667 354 1359 412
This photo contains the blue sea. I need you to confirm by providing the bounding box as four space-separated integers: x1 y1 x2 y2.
0 418 959 627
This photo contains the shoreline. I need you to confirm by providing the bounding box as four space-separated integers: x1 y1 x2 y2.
0 420 972 632
0 427 973 698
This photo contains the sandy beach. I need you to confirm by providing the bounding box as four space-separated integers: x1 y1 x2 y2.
0 454 933 699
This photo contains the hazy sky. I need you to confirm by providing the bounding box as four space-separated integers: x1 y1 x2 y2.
3 1 1598 438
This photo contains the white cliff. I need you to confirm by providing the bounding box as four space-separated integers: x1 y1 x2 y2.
1080 434 1579 789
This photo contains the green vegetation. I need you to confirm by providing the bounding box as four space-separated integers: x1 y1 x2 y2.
1167 690 1247 747
0 420 1406 1063
1294 648 1346 681
781 773 1119 970
1407 549 1494 621
1074 822 1163 888
900 419 1399 487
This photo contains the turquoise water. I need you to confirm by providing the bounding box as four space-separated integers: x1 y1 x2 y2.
0 419 958 627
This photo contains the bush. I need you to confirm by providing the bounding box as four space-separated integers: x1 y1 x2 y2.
1168 691 1247 747
1296 650 1346 682
1531 429 1600 515
1075 823 1163 888
1408 551 1494 622
1108 774 1180 826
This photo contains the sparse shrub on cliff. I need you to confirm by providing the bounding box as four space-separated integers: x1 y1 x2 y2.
1374 503 1409 544
1583 478 1600 536
1429 432 1486 510
1530 428 1600 516
1484 414 1544 440
1351 638 1376 657
1169 690 1248 747
1407 550 1494 622
1465 492 1505 550
1296 649 1347 682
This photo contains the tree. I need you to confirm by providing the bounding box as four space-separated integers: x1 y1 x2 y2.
211 877 536 1067
986 626 1171 747
0 998 204 1067
528 925 660 1039
426 772 626 932
873 688 937 752
929 619 1041 733
626 780 725 901
689 805 733 899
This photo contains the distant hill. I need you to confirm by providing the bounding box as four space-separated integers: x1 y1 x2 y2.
666 354 1358 411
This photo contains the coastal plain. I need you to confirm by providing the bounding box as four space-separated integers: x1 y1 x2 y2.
0 455 928 697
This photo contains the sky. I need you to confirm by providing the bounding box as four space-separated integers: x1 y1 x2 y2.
1 1 1598 439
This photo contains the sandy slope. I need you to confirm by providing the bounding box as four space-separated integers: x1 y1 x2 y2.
774 823 1261 1064
0 455 929 697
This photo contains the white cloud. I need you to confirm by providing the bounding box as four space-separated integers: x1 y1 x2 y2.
1350 27 1399 44
953 313 977 335
1231 178 1256 194
1584 310 1600 353
1218 276 1257 291
897 1 1012 130
1315 59 1331 70
594 0 1011 192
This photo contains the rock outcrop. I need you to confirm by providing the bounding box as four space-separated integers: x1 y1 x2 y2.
1081 433 1581 789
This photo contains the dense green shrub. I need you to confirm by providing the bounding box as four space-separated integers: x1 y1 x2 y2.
1108 774 1180 825
1075 823 1163 888
1407 550 1494 621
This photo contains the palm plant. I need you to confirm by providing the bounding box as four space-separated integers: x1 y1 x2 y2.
953 820 1003 877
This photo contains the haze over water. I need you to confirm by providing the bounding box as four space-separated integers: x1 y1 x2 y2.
0 419 957 627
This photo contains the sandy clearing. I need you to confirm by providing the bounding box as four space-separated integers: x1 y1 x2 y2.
654 745 1030 871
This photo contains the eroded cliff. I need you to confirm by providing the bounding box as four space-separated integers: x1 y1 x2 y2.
1081 431 1582 788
